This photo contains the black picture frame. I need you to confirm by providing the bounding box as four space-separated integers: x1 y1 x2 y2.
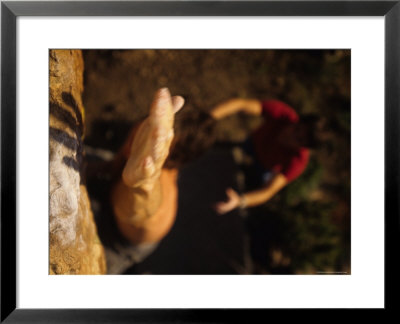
1 0 399 322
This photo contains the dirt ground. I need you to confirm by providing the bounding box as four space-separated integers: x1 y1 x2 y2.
82 50 351 274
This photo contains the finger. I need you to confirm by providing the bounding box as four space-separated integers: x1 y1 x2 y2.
226 188 236 198
217 201 234 213
171 96 185 114
217 206 230 214
213 202 224 212
150 88 172 118
151 126 170 162
214 205 226 215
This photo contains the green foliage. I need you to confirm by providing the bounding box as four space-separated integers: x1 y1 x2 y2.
253 158 346 274
280 157 323 205
279 200 341 272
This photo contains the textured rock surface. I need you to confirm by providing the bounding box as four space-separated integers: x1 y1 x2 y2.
49 50 106 274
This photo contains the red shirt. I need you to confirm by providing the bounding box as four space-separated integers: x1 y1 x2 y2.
251 100 309 182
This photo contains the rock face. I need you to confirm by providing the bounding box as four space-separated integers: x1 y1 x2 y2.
49 50 106 274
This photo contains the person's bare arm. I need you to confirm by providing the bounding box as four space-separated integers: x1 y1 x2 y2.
210 98 262 120
242 173 287 207
215 173 288 214
111 88 184 227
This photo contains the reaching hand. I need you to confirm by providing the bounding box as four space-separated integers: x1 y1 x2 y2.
214 188 241 215
122 88 184 191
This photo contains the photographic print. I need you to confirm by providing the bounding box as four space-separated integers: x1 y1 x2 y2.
49 49 350 275
2 0 396 319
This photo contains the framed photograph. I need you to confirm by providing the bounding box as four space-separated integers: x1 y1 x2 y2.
1 0 399 321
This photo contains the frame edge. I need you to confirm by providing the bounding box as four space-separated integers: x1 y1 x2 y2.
1 2 17 323
385 0 400 312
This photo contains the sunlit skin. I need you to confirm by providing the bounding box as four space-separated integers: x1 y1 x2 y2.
111 88 185 243
122 88 184 191
211 98 292 214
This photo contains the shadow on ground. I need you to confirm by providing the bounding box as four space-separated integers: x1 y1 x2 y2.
125 146 247 274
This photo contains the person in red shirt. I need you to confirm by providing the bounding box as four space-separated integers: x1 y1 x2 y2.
211 98 315 214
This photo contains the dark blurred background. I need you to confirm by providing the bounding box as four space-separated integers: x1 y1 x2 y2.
82 50 351 274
